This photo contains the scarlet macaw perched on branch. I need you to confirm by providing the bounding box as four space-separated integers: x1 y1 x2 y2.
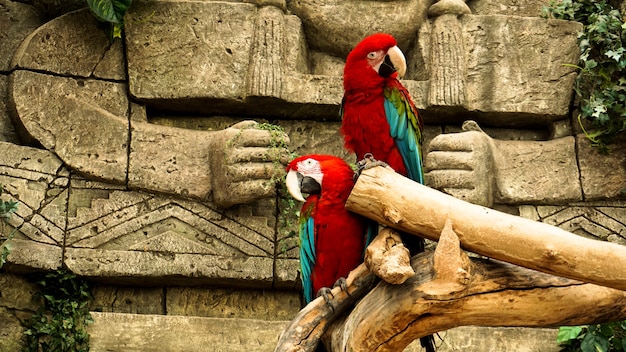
340 33 436 352
285 154 375 304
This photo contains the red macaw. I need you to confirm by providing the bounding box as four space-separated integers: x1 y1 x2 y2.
340 33 436 352
341 32 424 182
285 154 375 304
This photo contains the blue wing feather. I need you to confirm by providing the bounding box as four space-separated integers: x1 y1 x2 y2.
383 86 424 184
299 204 317 303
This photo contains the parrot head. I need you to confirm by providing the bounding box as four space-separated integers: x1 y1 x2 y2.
285 154 355 202
343 33 407 92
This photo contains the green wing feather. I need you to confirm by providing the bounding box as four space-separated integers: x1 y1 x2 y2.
384 85 424 184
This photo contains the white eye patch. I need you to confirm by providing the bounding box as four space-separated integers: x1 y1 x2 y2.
297 158 324 186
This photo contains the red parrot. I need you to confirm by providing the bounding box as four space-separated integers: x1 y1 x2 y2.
340 33 436 352
340 32 424 183
285 154 375 304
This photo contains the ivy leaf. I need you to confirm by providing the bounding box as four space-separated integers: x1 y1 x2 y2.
86 0 132 24
580 332 609 352
605 49 623 62
558 326 583 344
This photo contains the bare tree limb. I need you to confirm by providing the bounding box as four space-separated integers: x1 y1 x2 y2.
324 219 626 352
346 165 626 291
274 263 378 352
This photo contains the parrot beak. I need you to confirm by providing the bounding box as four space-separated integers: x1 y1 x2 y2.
286 170 306 202
286 169 322 202
379 46 407 79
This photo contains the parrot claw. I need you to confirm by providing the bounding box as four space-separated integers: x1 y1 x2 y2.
316 287 336 313
355 153 390 180
333 277 349 296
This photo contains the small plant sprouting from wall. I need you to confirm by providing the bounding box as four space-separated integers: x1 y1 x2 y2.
23 268 94 352
0 184 18 269
86 0 133 40
543 0 626 152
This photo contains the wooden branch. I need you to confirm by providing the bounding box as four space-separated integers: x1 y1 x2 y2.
324 219 626 352
346 165 626 291
364 227 414 285
274 263 378 352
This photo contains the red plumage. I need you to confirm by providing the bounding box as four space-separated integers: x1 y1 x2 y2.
286 155 370 303
340 33 422 178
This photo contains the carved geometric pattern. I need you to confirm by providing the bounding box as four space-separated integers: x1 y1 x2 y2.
521 202 626 245
66 188 275 257
0 143 69 246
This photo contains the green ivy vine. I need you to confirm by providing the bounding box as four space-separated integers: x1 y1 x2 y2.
23 268 94 352
0 184 18 269
543 0 626 152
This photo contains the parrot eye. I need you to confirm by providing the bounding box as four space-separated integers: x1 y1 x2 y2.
367 52 377 59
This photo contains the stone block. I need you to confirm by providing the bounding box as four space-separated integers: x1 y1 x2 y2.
286 0 430 58
91 285 164 315
4 239 62 272
166 287 300 320
0 0 43 72
459 16 581 124
88 312 289 352
0 273 39 311
11 9 121 79
65 247 275 287
522 202 626 244
492 136 582 204
125 1 258 104
0 76 19 143
409 326 560 352
8 71 129 182
578 134 626 200
469 0 552 17
0 307 25 352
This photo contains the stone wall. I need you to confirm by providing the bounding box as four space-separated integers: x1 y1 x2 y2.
1 0 625 351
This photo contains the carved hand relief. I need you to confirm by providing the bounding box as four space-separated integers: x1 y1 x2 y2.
8 7 291 208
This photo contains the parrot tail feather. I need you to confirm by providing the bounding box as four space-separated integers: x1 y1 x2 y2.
420 335 436 352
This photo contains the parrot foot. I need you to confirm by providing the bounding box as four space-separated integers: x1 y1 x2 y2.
355 153 389 180
316 287 336 313
333 277 349 296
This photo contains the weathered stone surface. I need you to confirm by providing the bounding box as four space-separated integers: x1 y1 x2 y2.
460 16 580 123
469 0 552 17
492 136 582 204
411 326 560 352
0 308 25 352
578 134 626 200
0 0 43 71
62 182 283 286
88 312 288 352
65 247 275 287
67 191 273 256
166 287 300 320
11 9 112 77
0 76 19 143
125 1 258 104
4 239 62 271
287 0 430 58
91 286 164 315
23 0 85 19
8 70 129 182
520 202 626 244
0 273 39 311
0 142 68 256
